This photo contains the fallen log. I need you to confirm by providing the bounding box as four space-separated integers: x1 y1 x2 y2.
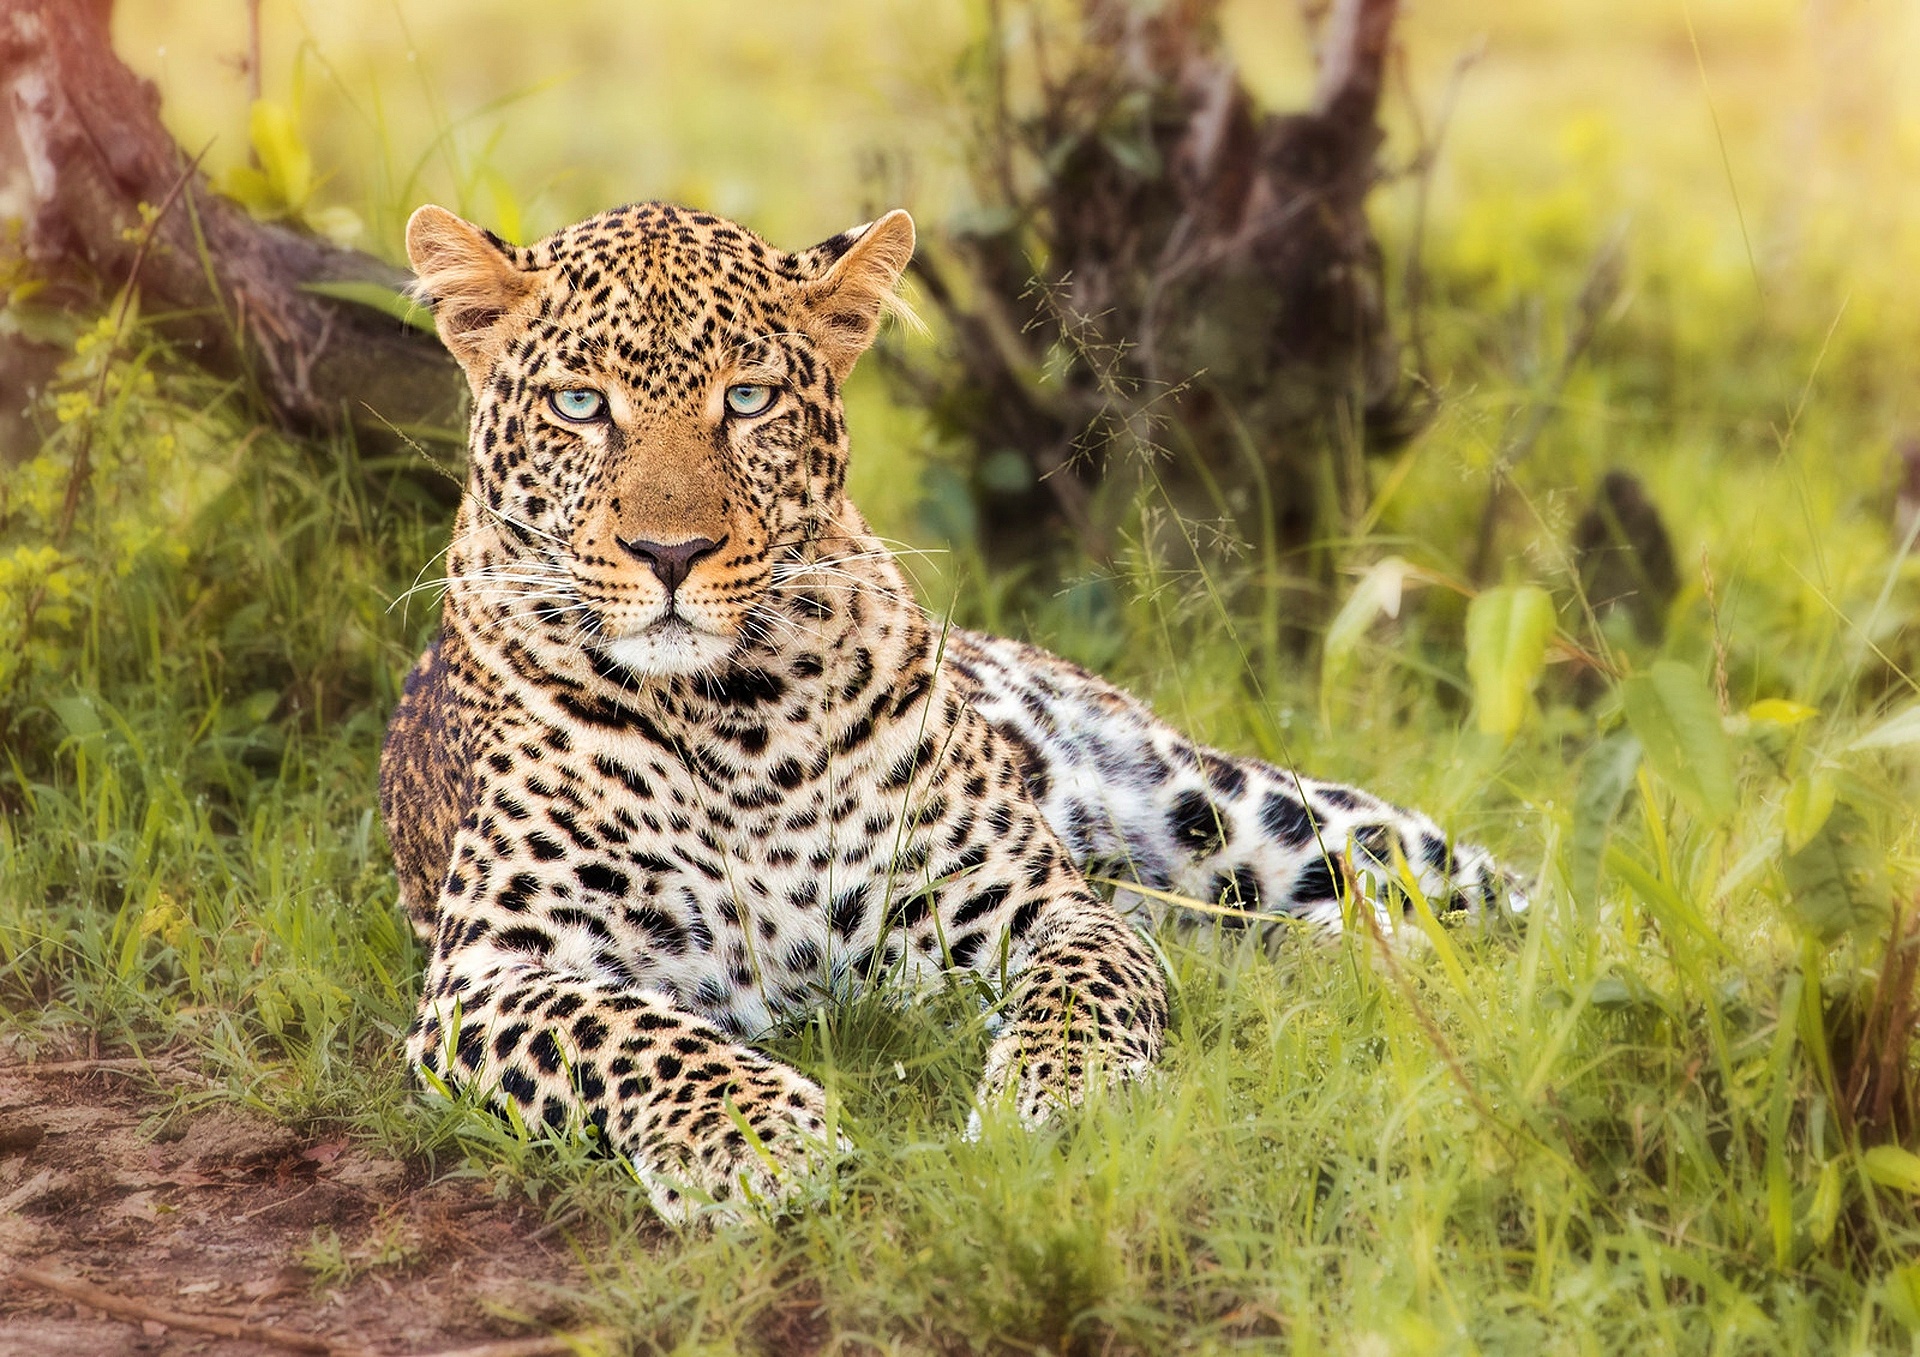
0 0 463 450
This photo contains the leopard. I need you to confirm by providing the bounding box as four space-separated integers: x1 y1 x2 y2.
380 199 1519 1223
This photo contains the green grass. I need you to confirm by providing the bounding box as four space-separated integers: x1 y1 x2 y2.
6 1 1920 1352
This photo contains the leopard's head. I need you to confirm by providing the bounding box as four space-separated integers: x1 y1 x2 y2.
407 201 914 677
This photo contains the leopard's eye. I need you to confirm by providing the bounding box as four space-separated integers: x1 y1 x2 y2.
549 389 606 423
724 384 776 418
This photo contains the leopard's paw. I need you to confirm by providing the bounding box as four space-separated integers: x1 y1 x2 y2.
635 1064 845 1225
972 1027 1157 1132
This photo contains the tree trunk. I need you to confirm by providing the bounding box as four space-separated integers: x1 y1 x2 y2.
0 0 463 454
893 0 1417 575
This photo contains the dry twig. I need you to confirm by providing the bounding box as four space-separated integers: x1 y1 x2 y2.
12 1268 343 1354
11 1268 612 1357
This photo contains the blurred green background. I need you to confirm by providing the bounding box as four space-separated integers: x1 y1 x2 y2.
110 0 1920 600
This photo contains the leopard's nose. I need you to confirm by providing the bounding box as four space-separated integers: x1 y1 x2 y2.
615 534 723 596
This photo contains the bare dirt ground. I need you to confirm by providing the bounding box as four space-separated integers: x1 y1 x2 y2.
0 1059 599 1357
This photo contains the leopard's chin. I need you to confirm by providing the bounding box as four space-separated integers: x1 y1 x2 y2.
598 618 736 678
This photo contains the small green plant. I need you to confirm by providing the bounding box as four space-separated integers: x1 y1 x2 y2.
297 1212 425 1291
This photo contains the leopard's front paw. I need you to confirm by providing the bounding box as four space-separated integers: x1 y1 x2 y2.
968 910 1167 1135
634 1062 842 1224
972 1022 1159 1132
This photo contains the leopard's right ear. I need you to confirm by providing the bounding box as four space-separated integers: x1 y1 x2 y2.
405 205 537 387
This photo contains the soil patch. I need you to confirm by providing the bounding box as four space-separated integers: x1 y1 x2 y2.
0 1058 595 1356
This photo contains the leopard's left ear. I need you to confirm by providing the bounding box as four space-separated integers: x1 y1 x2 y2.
796 209 917 381
406 205 539 393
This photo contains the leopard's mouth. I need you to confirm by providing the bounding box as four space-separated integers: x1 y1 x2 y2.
594 610 738 678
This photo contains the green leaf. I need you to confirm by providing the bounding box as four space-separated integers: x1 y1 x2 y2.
1850 701 1920 752
1807 1158 1841 1245
1884 1263 1920 1333
1620 661 1736 825
1464 584 1556 739
214 163 281 218
1782 799 1891 943
1748 698 1818 728
1322 557 1416 697
1783 768 1837 852
249 100 312 212
1589 967 1665 1014
297 280 438 334
1608 845 1721 950
1864 1144 1920 1194
49 695 102 738
1567 731 1641 906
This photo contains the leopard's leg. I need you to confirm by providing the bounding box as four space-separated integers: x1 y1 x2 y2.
973 888 1167 1127
945 629 1523 932
413 933 834 1224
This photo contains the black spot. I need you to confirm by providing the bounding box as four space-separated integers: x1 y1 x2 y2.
882 738 937 791
455 1022 486 1071
1202 753 1248 797
949 930 987 968
572 1014 610 1053
998 727 1050 802
829 884 869 937
1354 823 1395 862
1291 859 1340 905
624 905 687 954
1259 792 1316 847
833 711 875 755
592 754 650 797
528 1030 564 1075
1208 867 1262 929
576 862 630 896
692 667 785 707
885 888 934 931
890 672 931 716
495 925 554 957
1317 785 1361 811
953 883 1009 927
1169 789 1230 853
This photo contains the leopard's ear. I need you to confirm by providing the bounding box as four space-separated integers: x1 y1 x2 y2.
796 209 917 382
406 205 537 386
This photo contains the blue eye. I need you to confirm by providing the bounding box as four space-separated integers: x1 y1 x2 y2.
550 389 606 422
724 384 776 417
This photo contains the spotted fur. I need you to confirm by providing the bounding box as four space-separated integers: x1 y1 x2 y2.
380 201 1516 1221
